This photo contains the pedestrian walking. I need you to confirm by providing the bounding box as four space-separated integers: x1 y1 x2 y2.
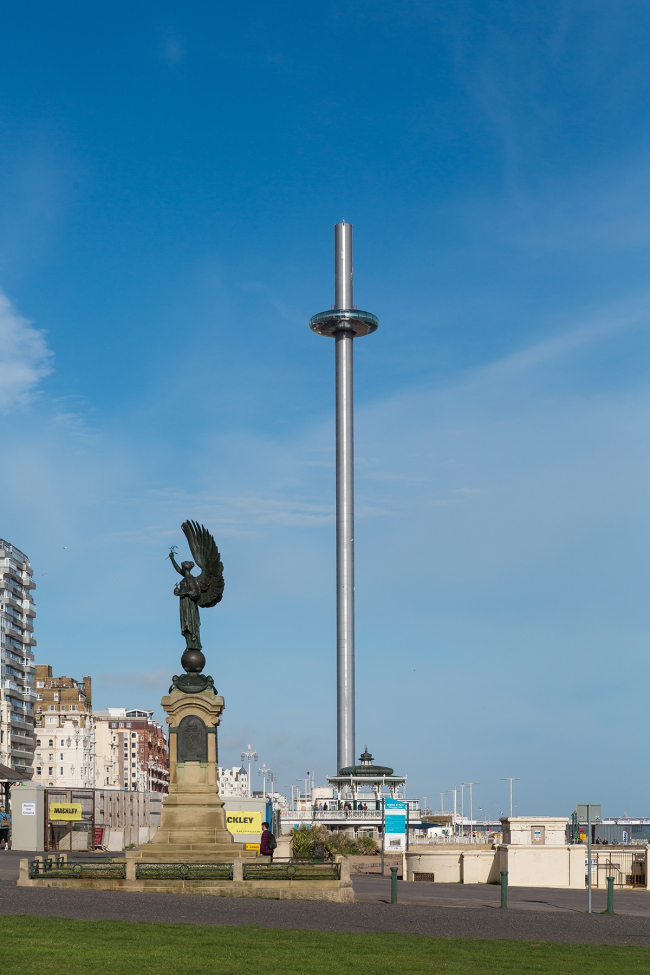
260 821 277 860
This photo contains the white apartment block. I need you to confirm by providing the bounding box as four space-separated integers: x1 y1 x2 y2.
0 539 37 776
217 766 249 797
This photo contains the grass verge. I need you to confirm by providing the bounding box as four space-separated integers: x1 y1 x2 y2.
1 915 648 974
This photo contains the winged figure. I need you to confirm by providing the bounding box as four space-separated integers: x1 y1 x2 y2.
169 521 224 667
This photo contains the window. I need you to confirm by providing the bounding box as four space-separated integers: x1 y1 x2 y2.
36 681 44 688
36 753 41 761
131 762 136 768
60 705 65 711
36 767 41 776
60 767 63 776
37 694 42 701
60 740 64 747
36 739 41 746
47 705 56 711
60 754 63 761
48 739 53 746
48 753 54 761
70 705 78 711
119 722 124 728
36 707 41 713
48 767 53 775
53 693 59 701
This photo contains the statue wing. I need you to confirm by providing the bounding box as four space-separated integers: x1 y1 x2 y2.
181 520 224 608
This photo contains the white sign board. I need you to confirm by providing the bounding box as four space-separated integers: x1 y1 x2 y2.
22 802 36 816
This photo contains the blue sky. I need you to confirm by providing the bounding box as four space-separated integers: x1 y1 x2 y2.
2 1 650 818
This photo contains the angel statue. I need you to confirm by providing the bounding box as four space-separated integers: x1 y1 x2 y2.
169 520 224 677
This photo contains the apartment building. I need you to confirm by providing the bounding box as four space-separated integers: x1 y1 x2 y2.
94 708 168 793
218 765 248 797
0 539 37 776
33 666 94 788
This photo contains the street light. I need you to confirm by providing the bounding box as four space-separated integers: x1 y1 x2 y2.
501 778 521 818
453 786 461 837
436 791 451 818
466 782 478 844
241 745 258 798
258 763 270 797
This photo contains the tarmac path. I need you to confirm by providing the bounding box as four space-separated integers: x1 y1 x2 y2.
0 853 649 946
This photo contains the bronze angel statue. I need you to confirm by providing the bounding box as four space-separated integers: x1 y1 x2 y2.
169 520 224 675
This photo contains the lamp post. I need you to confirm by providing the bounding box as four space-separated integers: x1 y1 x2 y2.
309 222 378 773
501 778 521 818
460 784 467 840
436 791 450 818
466 782 478 844
258 763 270 797
241 744 258 797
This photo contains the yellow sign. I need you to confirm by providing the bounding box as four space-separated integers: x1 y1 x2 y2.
245 843 261 852
49 802 82 822
226 811 262 835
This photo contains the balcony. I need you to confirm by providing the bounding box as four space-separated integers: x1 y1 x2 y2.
1 566 22 584
10 715 34 732
11 731 35 747
285 807 423 823
11 744 35 760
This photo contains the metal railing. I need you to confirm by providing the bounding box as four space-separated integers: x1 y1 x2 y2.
588 849 646 888
29 859 126 880
243 861 340 881
136 862 233 880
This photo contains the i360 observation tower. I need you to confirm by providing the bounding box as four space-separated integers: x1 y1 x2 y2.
309 222 378 774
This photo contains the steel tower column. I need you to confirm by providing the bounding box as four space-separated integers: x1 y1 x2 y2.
309 222 378 773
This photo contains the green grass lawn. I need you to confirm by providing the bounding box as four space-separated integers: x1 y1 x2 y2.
1 915 648 975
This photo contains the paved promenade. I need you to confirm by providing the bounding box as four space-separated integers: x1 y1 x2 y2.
1 854 649 946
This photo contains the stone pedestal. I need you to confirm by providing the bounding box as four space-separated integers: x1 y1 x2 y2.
129 685 255 862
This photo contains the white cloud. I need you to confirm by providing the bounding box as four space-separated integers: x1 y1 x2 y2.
0 289 53 411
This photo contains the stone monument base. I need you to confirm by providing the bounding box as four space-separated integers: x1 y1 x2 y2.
136 683 259 861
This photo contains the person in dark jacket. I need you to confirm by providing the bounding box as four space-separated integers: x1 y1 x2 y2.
260 822 277 860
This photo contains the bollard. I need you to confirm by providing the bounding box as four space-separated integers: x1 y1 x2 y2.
606 876 614 915
390 866 398 904
500 870 508 909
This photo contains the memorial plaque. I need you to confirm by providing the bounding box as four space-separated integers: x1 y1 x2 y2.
177 714 208 762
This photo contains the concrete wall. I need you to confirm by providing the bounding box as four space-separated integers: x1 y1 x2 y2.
406 849 463 883
405 842 586 888
498 843 584 888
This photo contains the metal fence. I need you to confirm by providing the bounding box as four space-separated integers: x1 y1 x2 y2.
589 849 646 888
28 858 126 880
243 862 340 881
136 862 233 880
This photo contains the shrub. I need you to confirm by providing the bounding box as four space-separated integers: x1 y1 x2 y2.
290 824 380 858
